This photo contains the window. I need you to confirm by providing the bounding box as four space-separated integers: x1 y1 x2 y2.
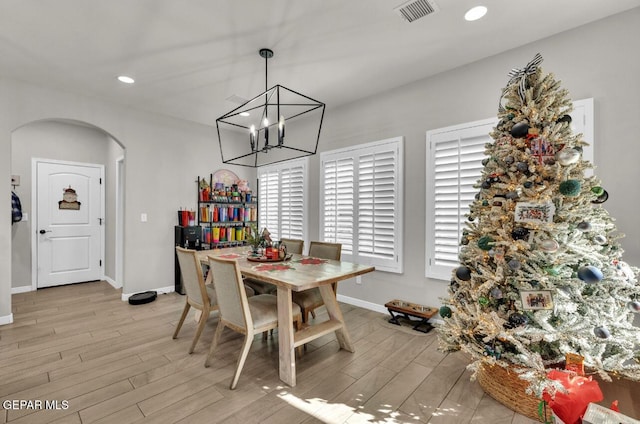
425 119 495 280
425 98 594 280
258 157 308 241
320 137 403 273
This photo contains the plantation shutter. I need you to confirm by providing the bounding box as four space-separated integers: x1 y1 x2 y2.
321 157 354 255
358 148 397 268
258 169 280 239
258 158 308 242
426 119 495 280
279 165 305 240
321 137 403 273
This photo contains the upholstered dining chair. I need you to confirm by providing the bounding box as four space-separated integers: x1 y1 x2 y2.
280 238 304 255
173 246 218 354
244 238 305 295
291 241 342 323
204 256 303 389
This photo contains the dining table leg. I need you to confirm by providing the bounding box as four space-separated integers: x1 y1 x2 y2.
318 284 355 352
276 285 296 387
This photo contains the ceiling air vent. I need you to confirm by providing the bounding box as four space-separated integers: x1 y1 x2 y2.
394 0 439 23
225 94 249 105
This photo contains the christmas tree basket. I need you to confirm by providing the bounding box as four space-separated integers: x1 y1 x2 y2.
477 362 543 422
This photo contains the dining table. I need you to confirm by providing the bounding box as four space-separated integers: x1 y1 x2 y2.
195 245 375 387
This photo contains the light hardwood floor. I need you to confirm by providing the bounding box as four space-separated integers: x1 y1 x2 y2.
0 281 637 423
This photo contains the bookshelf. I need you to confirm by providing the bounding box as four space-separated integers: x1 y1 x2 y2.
196 174 257 249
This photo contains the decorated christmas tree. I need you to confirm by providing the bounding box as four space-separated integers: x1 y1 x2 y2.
437 54 640 397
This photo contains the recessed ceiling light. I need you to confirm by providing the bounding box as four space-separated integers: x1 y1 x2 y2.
240 112 250 117
117 75 135 84
465 5 487 21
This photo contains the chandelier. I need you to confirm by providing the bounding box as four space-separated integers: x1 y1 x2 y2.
216 48 325 167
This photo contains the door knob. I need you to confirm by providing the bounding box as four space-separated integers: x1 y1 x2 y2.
39 229 52 234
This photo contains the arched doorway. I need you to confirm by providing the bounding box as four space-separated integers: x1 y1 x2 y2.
11 119 125 292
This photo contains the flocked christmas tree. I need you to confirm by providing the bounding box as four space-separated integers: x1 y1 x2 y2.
437 54 640 396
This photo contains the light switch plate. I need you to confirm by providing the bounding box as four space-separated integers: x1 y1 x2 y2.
141 213 147 222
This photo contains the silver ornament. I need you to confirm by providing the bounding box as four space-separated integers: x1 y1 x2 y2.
577 221 592 232
490 287 503 299
539 239 559 253
594 326 611 339
627 301 640 313
557 148 581 165
593 235 607 245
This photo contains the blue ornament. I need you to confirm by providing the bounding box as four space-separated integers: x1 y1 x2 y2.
578 266 603 284
456 266 472 281
510 122 530 138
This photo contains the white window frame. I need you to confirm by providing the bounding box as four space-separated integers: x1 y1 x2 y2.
257 157 309 242
425 98 594 281
320 137 404 273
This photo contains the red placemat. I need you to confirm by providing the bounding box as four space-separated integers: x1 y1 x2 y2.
252 263 295 272
296 257 329 265
218 253 243 259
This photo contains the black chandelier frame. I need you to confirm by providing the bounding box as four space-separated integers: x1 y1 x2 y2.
216 48 325 168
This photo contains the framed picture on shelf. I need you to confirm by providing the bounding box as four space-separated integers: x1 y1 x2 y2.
520 290 554 310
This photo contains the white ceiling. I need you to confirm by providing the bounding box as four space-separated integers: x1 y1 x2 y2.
2 0 639 126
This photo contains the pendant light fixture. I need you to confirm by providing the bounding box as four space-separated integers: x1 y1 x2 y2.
216 48 325 167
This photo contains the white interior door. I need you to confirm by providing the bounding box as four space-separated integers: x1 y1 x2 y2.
36 160 104 288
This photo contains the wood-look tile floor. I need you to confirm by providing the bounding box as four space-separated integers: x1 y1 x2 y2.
1 281 637 423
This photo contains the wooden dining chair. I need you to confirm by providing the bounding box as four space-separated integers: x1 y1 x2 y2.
204 256 303 389
291 241 342 323
244 238 305 295
173 246 218 354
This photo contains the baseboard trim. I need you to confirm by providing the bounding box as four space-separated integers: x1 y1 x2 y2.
0 313 14 326
121 285 174 301
11 285 33 294
104 276 121 290
336 294 387 314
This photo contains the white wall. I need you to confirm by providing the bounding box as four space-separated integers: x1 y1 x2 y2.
1 8 639 324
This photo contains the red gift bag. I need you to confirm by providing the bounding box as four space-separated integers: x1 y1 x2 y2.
542 370 603 424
